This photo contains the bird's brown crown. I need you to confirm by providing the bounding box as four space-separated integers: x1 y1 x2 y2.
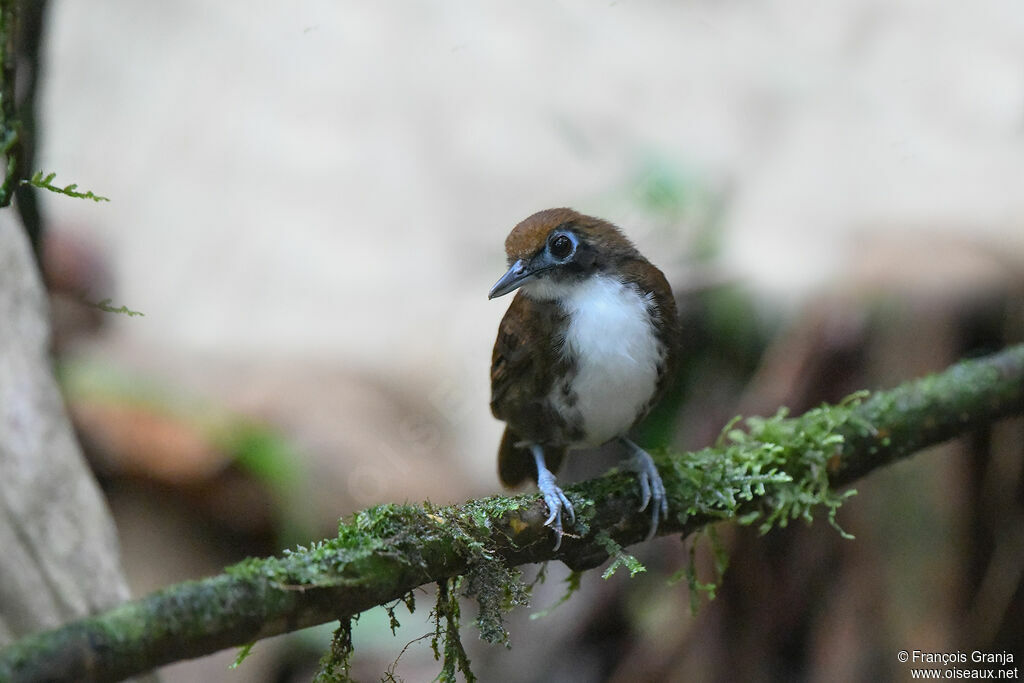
504 208 638 263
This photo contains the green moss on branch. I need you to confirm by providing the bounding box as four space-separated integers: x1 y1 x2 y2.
2 344 1023 682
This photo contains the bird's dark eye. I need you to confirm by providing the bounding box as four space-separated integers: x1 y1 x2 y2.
549 234 574 260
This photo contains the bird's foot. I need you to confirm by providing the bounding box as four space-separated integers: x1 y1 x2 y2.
530 445 575 550
620 438 668 541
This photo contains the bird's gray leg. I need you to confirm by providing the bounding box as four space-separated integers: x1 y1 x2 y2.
619 437 668 541
529 444 575 550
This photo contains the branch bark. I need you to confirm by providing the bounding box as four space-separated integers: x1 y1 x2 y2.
2 344 1023 682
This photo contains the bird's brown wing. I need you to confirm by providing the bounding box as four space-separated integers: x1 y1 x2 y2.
490 292 566 486
490 292 555 420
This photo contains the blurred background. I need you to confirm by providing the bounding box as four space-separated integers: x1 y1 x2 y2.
20 0 1024 680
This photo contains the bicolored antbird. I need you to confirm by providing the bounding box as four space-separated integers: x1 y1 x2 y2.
488 208 679 548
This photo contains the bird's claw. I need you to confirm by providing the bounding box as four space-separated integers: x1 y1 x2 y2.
537 466 575 550
622 438 668 541
637 467 668 542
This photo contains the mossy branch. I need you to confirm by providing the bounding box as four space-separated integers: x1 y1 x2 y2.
2 344 1023 682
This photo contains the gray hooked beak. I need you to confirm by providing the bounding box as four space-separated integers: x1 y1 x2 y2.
488 259 532 299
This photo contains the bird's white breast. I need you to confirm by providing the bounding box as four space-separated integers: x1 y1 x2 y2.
549 275 663 447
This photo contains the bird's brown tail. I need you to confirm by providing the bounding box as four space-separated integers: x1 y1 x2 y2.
497 427 565 487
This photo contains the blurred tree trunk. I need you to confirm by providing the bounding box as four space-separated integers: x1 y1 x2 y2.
0 211 132 642
0 5 160 680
